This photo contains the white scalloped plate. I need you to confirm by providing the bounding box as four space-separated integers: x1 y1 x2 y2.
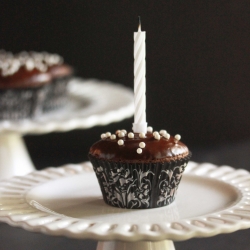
0 78 134 134
0 161 250 242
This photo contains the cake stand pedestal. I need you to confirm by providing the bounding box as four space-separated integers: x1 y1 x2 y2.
0 78 133 179
97 240 175 250
0 133 34 177
0 161 250 250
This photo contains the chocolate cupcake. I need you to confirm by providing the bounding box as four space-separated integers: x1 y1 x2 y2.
89 127 191 209
0 50 73 120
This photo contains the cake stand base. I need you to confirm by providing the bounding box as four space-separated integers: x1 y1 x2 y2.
0 133 35 179
97 240 175 250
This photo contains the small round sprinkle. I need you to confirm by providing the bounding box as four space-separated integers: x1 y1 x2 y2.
118 139 124 146
139 142 146 148
128 132 134 138
121 129 127 135
139 133 146 138
115 130 121 134
153 131 159 136
163 133 170 140
137 148 142 154
160 130 167 135
175 134 181 141
110 134 116 140
106 132 111 137
101 133 107 139
154 133 161 140
147 126 153 133
118 132 125 138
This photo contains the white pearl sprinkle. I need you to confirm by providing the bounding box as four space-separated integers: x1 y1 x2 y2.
137 148 142 154
160 130 167 135
118 139 124 146
139 142 146 148
115 130 121 134
154 133 161 140
101 133 107 139
26 59 34 70
175 134 181 141
128 132 134 138
106 132 111 137
147 126 153 133
153 131 159 136
163 133 170 140
139 133 146 138
0 51 63 77
110 134 116 140
118 132 125 138
121 129 127 135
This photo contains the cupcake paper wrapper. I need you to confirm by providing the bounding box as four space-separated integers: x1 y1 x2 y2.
43 76 71 112
0 86 48 120
89 154 191 209
0 76 71 120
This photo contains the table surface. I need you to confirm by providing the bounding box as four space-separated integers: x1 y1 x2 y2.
1 118 250 250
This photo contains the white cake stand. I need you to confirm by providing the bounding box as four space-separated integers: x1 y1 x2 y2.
0 161 250 250
0 78 134 179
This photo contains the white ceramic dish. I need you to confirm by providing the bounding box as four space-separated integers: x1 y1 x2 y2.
0 161 250 246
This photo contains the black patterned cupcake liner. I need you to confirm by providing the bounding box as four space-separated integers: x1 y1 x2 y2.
0 86 49 120
89 153 191 209
0 76 72 120
42 76 71 112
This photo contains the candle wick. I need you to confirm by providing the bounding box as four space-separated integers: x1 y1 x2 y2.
138 16 141 31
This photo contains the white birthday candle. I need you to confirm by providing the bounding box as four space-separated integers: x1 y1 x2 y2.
133 17 147 133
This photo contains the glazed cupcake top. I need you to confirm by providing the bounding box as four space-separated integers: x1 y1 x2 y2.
89 127 190 162
0 50 72 88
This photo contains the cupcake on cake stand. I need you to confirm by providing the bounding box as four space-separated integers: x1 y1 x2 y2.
0 78 134 179
0 161 250 250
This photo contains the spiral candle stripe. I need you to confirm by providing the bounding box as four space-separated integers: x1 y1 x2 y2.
133 25 147 133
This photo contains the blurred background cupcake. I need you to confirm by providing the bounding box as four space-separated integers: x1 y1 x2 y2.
0 50 73 120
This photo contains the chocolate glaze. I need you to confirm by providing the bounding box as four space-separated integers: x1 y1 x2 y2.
89 132 190 162
0 51 73 88
0 67 51 88
0 64 73 89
